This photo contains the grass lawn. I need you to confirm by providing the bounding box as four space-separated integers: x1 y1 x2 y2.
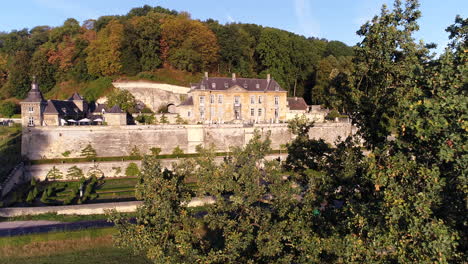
0 227 151 263
0 212 137 223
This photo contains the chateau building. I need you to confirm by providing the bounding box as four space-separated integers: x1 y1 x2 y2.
20 80 126 127
177 73 297 123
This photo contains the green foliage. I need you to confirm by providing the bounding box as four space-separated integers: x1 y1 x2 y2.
112 166 122 176
87 164 104 178
0 124 21 184
80 144 97 158
66 166 84 180
159 114 168 124
149 147 161 156
135 114 155 124
171 146 183 156
175 114 187 124
61 150 71 157
0 101 18 117
129 145 141 158
46 166 63 181
26 190 35 204
125 162 140 177
81 77 113 102
40 189 49 203
106 89 137 113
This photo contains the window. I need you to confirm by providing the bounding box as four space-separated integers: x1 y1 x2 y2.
224 82 228 88
28 117 34 126
200 107 205 119
275 85 279 91
188 111 191 117
256 83 260 89
210 95 215 104
218 95 223 104
250 95 255 104
212 83 216 89
258 96 263 104
211 107 215 117
258 108 262 116
201 84 205 90
199 96 205 105
243 83 248 88
275 108 279 118
251 108 255 117
234 96 240 105
28 106 34 113
274 96 279 105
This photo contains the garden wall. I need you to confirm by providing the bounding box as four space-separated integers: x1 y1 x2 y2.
22 122 354 160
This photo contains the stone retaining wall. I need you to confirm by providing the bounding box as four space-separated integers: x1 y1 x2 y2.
22 123 353 160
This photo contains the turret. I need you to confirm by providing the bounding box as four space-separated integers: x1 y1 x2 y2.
20 77 46 127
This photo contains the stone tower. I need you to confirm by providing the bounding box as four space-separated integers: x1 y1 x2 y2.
20 77 46 127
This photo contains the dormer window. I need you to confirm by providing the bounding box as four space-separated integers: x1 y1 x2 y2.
256 83 260 89
62 107 67 113
275 86 279 91
243 83 248 88
102 109 105 114
212 83 216 89
201 84 205 90
224 82 228 88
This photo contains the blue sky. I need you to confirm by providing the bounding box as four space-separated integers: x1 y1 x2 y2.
0 0 466 54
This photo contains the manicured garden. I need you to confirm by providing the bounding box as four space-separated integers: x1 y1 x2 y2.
4 176 140 207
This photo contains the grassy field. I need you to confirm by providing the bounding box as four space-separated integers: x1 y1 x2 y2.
0 227 151 263
0 124 21 184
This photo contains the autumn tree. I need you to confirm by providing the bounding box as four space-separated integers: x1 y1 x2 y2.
86 19 124 76
161 14 219 72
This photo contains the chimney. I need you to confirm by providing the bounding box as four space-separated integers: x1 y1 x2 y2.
204 72 208 78
232 73 236 81
267 74 271 83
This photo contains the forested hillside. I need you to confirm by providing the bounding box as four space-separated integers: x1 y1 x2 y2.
0 5 353 110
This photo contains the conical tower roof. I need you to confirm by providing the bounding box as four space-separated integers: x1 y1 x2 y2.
22 77 45 103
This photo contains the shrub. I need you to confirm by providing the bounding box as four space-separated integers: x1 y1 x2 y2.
172 146 184 156
61 151 71 157
80 144 97 158
26 191 35 204
150 147 161 156
67 166 84 180
40 190 49 203
82 77 113 102
125 162 140 177
130 145 141 158
325 109 340 120
175 114 187 124
112 166 122 176
46 166 63 180
160 114 169 124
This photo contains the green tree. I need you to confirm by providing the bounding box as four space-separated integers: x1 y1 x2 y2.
80 144 97 158
345 0 430 149
4 51 31 98
106 89 137 113
0 101 17 117
125 162 140 177
159 114 168 124
46 166 63 181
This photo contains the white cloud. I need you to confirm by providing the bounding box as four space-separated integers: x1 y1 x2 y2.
294 0 320 37
226 15 235 23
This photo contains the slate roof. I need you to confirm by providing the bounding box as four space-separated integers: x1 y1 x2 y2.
68 93 84 101
22 83 45 102
89 103 108 113
192 77 286 92
43 100 82 116
107 105 124 113
287 97 308 111
179 97 193 106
